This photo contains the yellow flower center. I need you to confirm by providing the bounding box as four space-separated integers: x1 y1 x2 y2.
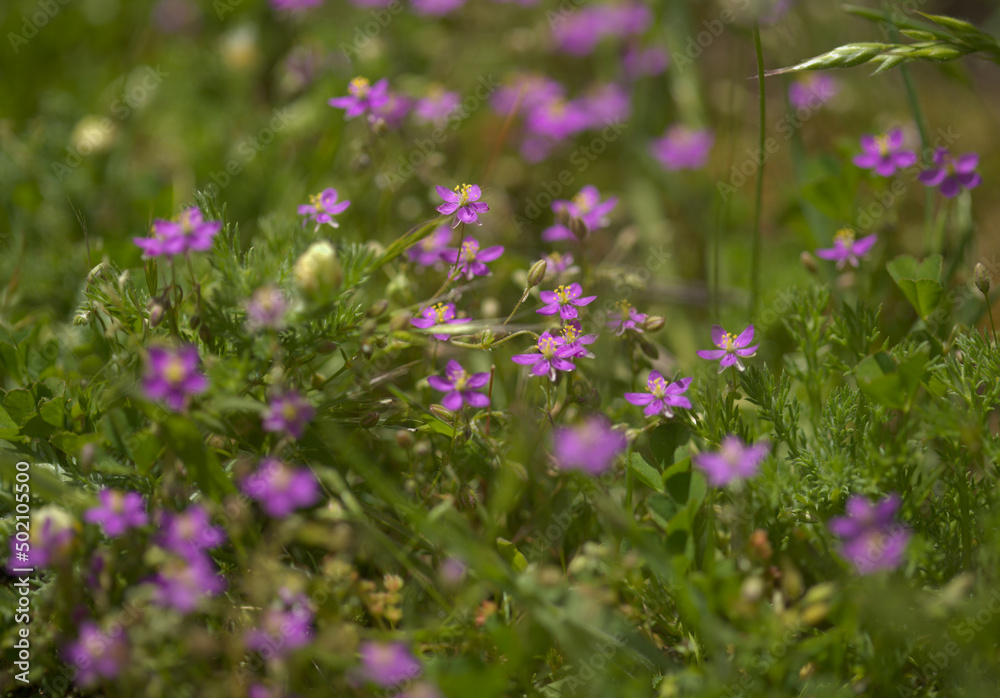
349 76 370 98
615 300 631 317
555 285 570 303
282 403 299 420
164 357 187 384
452 369 469 391
834 227 856 247
308 192 324 212
460 239 478 259
539 335 557 358
433 303 448 323
571 192 591 212
454 183 473 205
875 135 890 155
650 375 667 399
561 325 580 342
722 333 737 352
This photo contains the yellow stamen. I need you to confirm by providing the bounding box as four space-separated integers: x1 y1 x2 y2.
834 227 856 247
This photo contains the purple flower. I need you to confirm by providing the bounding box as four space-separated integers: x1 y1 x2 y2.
556 320 597 359
371 90 412 129
441 237 504 279
491 74 564 115
918 148 982 198
852 129 917 176
623 45 670 80
63 621 128 687
440 557 467 585
542 251 575 276
241 459 320 518
815 228 877 270
157 505 227 558
410 302 465 341
407 225 453 266
297 188 350 229
651 126 713 171
271 0 322 9
7 508 76 575
553 416 626 474
245 590 314 657
428 360 490 411
151 551 227 613
693 436 769 486
537 283 597 320
359 641 423 687
552 2 649 55
143 345 208 412
133 206 222 258
262 390 315 439
829 494 910 574
625 372 693 418
788 73 838 110
329 77 390 119
606 300 647 336
578 83 631 129
415 88 462 125
412 0 464 15
245 286 289 332
696 325 759 372
435 183 490 228
543 185 618 241
83 489 147 537
524 98 589 141
511 332 577 381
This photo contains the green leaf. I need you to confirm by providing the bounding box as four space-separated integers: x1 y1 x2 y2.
887 254 943 319
0 405 17 439
649 423 689 468
627 452 664 493
370 216 448 272
38 396 66 428
496 537 528 572
3 389 36 426
161 415 236 501
854 349 928 411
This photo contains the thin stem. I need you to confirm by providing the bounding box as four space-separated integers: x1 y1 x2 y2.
503 289 530 327
749 22 766 318
986 297 998 345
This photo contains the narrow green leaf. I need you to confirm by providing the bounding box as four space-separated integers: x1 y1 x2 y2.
627 453 664 493
496 537 528 572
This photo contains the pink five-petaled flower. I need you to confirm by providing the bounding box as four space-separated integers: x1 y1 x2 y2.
441 237 504 279
625 372 692 418
696 325 759 373
606 300 647 336
297 188 350 229
245 590 315 657
407 225 452 266
359 641 423 687
537 283 597 320
435 183 490 228
553 416 626 475
829 493 910 574
241 458 321 518
262 390 315 440
328 76 390 119
557 320 597 359
852 129 917 177
63 621 129 687
693 436 769 487
410 302 465 341
83 489 148 537
414 88 461 125
787 73 838 110
542 185 618 241
157 504 226 559
511 332 577 381
815 228 877 270
918 148 982 198
428 360 490 411
151 551 227 613
650 125 714 171
133 206 222 258
143 345 208 412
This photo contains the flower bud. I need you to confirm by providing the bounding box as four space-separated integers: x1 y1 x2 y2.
527 259 548 288
800 251 818 275
368 299 389 318
389 311 412 332
479 328 495 348
429 404 454 422
294 241 342 298
974 262 991 297
395 430 414 449
148 303 165 328
567 215 589 240
636 336 659 359
642 315 665 332
189 314 201 329
360 412 379 428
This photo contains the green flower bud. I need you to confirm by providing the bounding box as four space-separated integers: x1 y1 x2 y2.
527 259 548 288
294 241 342 298
974 262 991 297
642 315 665 332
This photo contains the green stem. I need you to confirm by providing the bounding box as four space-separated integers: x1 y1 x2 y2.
749 22 766 318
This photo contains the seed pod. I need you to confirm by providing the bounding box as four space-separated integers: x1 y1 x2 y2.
360 412 379 428
368 299 389 318
642 315 665 332
974 262 991 297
